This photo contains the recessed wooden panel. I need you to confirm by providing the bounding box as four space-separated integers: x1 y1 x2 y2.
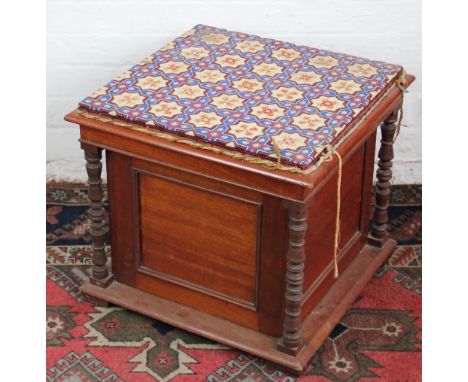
106 152 284 335
301 141 367 316
137 172 260 306
300 136 377 320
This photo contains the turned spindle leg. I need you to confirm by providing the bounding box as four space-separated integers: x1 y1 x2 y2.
82 143 113 287
368 108 399 247
278 202 307 355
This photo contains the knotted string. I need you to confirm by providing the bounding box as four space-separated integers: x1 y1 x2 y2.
322 70 407 279
394 70 408 142
321 145 343 279
395 70 408 93
272 138 282 169
78 69 408 281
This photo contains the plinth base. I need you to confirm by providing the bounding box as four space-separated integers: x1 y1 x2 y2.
80 239 396 373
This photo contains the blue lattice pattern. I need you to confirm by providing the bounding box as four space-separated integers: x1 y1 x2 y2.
79 24 402 170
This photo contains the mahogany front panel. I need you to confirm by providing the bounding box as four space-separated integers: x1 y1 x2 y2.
106 150 287 336
138 171 260 306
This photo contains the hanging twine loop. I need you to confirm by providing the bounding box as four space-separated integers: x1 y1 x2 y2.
319 70 408 279
272 138 282 169
394 70 408 142
321 145 342 279
395 70 408 93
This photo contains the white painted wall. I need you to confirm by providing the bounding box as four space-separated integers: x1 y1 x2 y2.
47 0 421 183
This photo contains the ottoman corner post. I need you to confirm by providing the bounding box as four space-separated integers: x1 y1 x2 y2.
278 201 308 356
368 107 399 247
81 142 114 288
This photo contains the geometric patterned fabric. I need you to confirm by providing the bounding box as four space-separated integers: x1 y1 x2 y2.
79 24 402 170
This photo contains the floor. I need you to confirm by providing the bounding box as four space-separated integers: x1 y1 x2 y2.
46 184 421 382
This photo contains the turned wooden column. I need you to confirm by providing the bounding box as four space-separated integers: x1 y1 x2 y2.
82 142 113 287
368 107 399 247
278 202 307 355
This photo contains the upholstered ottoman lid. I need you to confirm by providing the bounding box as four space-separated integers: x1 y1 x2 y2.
79 24 403 172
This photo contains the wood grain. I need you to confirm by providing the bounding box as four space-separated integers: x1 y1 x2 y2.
368 107 399 246
80 240 396 373
82 142 113 287
67 75 414 372
277 202 308 355
137 170 260 306
104 152 286 336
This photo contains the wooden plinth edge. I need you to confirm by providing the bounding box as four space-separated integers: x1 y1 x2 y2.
297 239 396 367
80 239 396 373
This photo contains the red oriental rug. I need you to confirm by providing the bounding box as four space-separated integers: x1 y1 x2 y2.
46 184 422 382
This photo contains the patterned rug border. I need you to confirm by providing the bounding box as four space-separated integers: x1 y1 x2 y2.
46 186 421 381
46 183 421 206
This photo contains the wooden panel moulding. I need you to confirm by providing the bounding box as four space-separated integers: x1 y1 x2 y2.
135 169 262 309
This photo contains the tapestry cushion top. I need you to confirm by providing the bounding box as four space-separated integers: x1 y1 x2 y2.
79 24 402 170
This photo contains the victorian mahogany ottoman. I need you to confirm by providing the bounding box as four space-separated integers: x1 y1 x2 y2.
65 24 413 373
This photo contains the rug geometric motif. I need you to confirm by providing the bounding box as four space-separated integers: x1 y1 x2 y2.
46 184 422 381
47 306 78 346
46 351 124 382
376 245 422 295
305 308 420 381
84 307 227 382
46 206 110 245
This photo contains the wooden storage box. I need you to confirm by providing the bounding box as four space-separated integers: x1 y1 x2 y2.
65 25 413 373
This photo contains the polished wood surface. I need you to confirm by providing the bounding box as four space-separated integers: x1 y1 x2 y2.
138 170 260 305
81 143 113 287
278 202 308 355
67 74 415 373
81 239 396 373
301 131 376 319
105 152 286 336
368 108 400 246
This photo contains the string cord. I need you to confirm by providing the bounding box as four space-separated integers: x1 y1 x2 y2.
333 149 342 278
327 70 407 279
272 138 282 169
322 146 343 279
394 70 408 142
74 68 410 289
